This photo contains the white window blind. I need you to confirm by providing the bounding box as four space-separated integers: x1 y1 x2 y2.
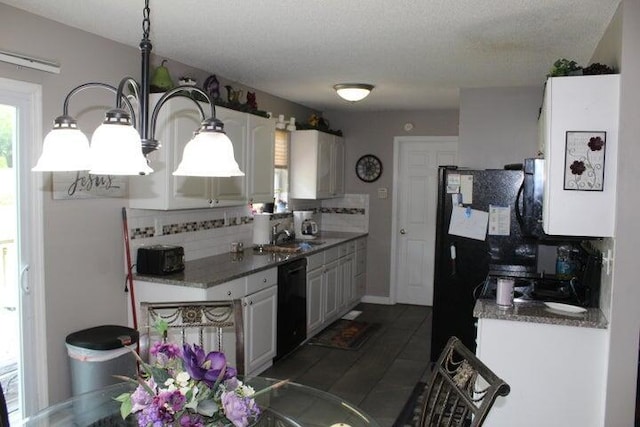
274 130 289 168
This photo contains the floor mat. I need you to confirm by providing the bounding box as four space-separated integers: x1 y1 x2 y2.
392 381 427 427
308 319 379 350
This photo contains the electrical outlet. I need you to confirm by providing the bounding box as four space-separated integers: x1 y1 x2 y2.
154 218 162 236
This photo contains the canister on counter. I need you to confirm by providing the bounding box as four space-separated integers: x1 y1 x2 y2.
496 278 514 307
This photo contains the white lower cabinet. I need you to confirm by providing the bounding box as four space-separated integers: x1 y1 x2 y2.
242 285 277 376
306 240 364 338
354 237 367 300
476 318 607 427
339 253 354 309
323 259 340 321
131 267 278 377
306 267 324 333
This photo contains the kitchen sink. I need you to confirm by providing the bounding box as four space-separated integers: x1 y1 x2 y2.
254 240 325 253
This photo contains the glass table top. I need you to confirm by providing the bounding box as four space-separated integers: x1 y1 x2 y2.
19 377 380 427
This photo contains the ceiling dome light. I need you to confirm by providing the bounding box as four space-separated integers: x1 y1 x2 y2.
333 83 374 102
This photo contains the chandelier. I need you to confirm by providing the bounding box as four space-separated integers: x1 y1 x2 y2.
32 0 244 177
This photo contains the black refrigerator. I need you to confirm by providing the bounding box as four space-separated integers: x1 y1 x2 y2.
430 166 537 361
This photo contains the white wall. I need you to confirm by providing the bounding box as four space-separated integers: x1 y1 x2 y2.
458 86 542 169
602 1 640 424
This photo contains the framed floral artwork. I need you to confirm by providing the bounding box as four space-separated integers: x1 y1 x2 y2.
564 131 606 191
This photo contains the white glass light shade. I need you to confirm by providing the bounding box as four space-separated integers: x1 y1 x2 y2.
32 127 91 171
173 131 245 177
334 84 374 102
88 122 153 175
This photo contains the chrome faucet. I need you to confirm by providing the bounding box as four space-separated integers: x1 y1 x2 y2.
271 222 291 245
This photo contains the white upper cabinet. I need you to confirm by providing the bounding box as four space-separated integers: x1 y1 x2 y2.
290 130 345 199
129 94 275 210
541 75 620 237
247 114 275 204
210 107 247 206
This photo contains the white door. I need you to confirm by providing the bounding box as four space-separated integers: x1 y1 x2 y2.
391 137 457 305
0 78 47 421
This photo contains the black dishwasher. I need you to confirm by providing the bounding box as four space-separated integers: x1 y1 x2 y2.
276 258 307 359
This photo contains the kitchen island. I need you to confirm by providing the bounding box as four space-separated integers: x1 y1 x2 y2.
473 299 608 427
130 231 367 377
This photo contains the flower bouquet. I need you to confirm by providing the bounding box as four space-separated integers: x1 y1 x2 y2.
116 321 282 427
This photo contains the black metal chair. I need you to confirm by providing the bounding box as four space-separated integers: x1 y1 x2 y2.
418 336 510 427
0 382 9 427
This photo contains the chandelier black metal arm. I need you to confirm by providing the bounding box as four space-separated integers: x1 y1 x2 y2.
56 82 137 129
143 86 219 155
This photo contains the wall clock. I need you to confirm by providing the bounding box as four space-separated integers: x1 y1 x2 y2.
355 154 383 182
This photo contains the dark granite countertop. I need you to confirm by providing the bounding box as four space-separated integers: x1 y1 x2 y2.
134 231 367 289
473 298 608 329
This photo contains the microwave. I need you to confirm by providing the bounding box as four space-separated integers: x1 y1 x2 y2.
518 158 596 241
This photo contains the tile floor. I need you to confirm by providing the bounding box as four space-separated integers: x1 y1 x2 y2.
262 303 433 427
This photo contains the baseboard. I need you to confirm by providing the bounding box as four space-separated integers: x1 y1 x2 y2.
361 295 393 305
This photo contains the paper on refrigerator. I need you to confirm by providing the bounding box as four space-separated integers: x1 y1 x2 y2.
448 206 488 241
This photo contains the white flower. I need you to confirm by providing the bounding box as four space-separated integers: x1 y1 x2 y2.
176 371 191 386
239 384 255 397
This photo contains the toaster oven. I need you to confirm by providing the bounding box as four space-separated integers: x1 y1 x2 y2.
136 245 185 275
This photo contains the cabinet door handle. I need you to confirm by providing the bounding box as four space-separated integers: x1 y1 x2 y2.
249 300 253 305
400 228 406 234
227 291 232 296
263 278 267 283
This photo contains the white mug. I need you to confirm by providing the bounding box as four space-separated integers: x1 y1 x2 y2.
496 278 514 307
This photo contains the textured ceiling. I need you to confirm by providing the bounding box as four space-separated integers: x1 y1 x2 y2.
0 0 621 112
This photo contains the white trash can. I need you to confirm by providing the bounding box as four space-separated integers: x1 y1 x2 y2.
65 325 138 396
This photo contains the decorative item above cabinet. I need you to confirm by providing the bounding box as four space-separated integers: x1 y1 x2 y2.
540 74 620 237
290 130 344 200
129 94 274 210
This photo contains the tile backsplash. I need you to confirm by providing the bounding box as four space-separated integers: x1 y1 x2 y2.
126 193 369 266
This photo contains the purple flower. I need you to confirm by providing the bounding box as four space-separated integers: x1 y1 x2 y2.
137 398 174 427
158 389 186 412
221 391 261 427
570 161 586 175
150 341 182 366
130 379 156 413
179 413 205 427
182 344 232 387
588 136 604 151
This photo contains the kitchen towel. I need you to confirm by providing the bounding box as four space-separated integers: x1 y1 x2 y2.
253 213 271 246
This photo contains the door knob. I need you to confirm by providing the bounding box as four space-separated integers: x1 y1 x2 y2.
400 229 406 234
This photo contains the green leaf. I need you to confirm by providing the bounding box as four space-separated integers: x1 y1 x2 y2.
117 394 133 419
150 366 171 385
155 319 169 337
197 399 219 418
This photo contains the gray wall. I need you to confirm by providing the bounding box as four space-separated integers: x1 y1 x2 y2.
0 3 315 404
325 110 459 298
458 86 542 169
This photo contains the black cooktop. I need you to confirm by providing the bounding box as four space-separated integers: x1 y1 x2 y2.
479 275 586 306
